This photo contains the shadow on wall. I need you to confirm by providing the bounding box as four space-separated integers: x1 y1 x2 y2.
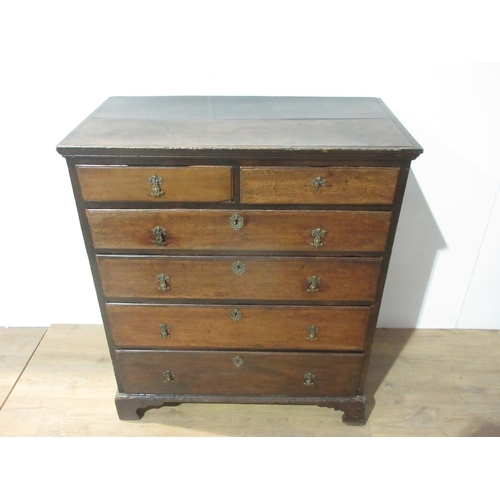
378 170 447 328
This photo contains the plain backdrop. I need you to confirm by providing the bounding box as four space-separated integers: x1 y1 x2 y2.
1 1 499 329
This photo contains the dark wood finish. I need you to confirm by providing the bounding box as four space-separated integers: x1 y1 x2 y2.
114 392 366 422
114 394 181 420
319 395 367 425
57 97 422 159
241 167 399 205
58 96 422 425
77 165 233 202
106 304 371 350
356 164 411 394
97 256 382 302
116 350 363 397
87 209 391 252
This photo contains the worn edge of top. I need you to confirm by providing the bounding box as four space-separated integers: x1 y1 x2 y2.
56 96 424 159
376 99 423 154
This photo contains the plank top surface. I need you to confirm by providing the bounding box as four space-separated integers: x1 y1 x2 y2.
56 96 423 157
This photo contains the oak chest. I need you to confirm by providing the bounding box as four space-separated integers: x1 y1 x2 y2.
57 96 422 425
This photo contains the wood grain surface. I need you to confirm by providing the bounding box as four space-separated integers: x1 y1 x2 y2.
87 209 392 252
0 328 46 407
1 325 499 436
106 304 371 350
240 167 399 205
116 349 363 397
77 165 233 202
56 97 423 158
97 256 382 301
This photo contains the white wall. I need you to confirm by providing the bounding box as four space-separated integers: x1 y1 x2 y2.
1 1 499 328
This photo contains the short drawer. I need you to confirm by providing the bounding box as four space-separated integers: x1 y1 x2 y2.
97 256 382 302
240 166 399 205
116 350 364 397
76 165 233 202
107 304 371 350
88 209 391 252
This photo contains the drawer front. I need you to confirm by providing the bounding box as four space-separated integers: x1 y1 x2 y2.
77 165 233 202
240 166 399 205
107 304 371 350
98 256 382 301
88 209 392 252
117 350 364 397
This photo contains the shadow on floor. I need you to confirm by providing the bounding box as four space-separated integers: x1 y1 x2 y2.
463 422 500 437
364 328 416 421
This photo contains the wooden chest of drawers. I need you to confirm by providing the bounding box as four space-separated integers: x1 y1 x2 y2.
57 96 422 425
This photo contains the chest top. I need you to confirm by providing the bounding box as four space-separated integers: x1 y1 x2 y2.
56 96 422 160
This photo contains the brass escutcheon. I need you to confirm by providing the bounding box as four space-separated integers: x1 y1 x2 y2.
311 228 326 247
229 213 244 231
149 174 164 197
232 355 244 367
230 308 243 321
163 370 174 383
157 274 170 291
232 260 245 275
311 176 326 191
303 373 315 385
152 226 166 246
159 324 171 338
307 276 320 293
307 325 319 341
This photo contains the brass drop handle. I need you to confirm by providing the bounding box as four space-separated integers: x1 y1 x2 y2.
230 308 243 321
157 274 170 291
159 324 170 338
311 176 326 191
149 174 164 197
232 355 244 367
307 276 320 293
304 373 315 385
229 213 244 230
307 325 319 341
152 226 166 246
163 370 174 383
311 228 326 247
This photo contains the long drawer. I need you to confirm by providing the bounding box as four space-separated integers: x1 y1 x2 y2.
240 166 399 205
116 350 364 397
97 256 382 301
106 304 371 350
88 209 391 252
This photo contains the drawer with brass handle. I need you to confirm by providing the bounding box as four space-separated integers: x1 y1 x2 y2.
58 96 422 424
87 209 392 252
76 165 233 202
240 166 400 205
116 350 364 397
106 303 372 350
97 256 382 302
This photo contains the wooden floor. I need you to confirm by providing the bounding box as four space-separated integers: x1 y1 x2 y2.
0 325 499 436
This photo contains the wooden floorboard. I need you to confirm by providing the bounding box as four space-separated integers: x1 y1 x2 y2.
0 324 499 436
0 327 47 409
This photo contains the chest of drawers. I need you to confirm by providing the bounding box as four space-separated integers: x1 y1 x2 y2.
57 96 422 425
